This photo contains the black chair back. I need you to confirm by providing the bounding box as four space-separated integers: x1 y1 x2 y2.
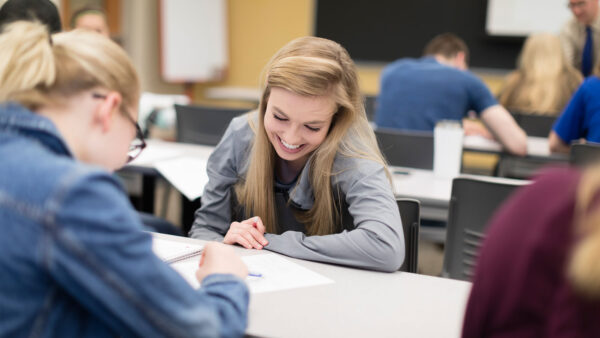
442 176 526 281
375 128 434 169
175 104 247 145
396 198 420 273
511 113 556 137
569 142 600 167
364 95 377 121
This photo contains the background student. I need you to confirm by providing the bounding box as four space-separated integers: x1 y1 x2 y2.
374 33 527 156
561 0 600 77
498 33 582 116
549 61 600 153
189 36 405 272
462 165 600 337
70 5 110 37
0 0 61 33
0 21 248 337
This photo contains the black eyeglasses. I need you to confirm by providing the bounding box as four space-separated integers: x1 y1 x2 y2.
92 93 147 162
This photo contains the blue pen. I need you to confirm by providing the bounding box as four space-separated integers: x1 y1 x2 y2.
248 272 262 278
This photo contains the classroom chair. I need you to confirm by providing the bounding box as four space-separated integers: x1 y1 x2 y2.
175 104 248 146
375 128 434 169
364 95 377 122
396 198 420 273
442 176 526 281
511 112 556 138
569 142 600 167
173 104 249 231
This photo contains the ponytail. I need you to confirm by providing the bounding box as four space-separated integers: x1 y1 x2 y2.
0 20 139 113
0 21 55 103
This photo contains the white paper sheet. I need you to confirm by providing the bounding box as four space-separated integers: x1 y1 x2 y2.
241 253 334 293
154 157 209 200
130 146 183 166
152 237 204 263
166 253 334 293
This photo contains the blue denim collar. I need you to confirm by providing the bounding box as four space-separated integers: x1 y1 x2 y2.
0 102 73 158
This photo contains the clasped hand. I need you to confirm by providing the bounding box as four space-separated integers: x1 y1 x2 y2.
223 216 269 249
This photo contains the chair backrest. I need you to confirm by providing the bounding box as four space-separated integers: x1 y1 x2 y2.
175 104 248 145
511 113 556 138
442 176 526 281
569 142 600 167
375 128 434 169
364 95 377 121
396 198 420 273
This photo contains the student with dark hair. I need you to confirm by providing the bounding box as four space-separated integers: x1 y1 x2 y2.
375 33 527 156
0 0 61 33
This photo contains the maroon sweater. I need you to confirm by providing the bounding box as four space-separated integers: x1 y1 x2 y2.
462 167 600 338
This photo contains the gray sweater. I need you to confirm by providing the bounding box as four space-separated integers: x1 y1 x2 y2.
189 114 405 272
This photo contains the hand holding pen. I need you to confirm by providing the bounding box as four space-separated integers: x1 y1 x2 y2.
195 242 248 282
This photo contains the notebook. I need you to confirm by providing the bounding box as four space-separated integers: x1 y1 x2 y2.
152 237 204 264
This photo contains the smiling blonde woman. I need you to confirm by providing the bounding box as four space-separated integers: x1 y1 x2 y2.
190 36 405 272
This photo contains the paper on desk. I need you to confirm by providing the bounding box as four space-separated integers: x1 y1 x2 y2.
154 156 209 200
130 146 183 165
152 237 204 263
169 253 334 293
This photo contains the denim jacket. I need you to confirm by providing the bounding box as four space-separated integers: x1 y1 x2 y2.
0 103 249 337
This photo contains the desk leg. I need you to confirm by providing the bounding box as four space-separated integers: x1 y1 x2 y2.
140 175 155 214
181 196 201 235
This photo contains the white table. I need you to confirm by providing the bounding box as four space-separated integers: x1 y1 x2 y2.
462 135 557 158
392 167 452 222
124 140 530 227
463 135 569 179
154 233 472 338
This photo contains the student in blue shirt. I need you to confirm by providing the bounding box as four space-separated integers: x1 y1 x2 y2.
550 75 600 153
0 21 249 337
375 33 527 156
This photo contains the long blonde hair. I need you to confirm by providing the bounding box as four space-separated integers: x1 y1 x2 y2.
498 33 582 115
235 36 390 236
568 165 600 299
0 21 139 113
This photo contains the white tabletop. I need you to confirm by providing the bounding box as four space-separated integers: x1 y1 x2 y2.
125 140 530 222
392 167 452 221
463 135 567 159
154 233 472 338
128 139 215 169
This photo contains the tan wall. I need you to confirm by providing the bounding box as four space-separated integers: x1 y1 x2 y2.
192 0 316 101
122 0 506 100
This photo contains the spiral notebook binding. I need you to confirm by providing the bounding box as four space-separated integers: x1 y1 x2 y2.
164 248 204 265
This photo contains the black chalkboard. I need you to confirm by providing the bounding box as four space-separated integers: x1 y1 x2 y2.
315 0 524 69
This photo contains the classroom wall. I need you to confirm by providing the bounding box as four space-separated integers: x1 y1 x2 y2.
189 0 505 100
191 0 316 101
122 0 184 95
121 0 505 100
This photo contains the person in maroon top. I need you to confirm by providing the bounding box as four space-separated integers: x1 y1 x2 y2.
462 166 600 338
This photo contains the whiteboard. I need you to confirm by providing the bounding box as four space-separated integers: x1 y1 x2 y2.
160 0 228 82
486 0 572 36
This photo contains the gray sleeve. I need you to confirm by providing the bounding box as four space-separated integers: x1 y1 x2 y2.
264 161 405 272
188 116 250 241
